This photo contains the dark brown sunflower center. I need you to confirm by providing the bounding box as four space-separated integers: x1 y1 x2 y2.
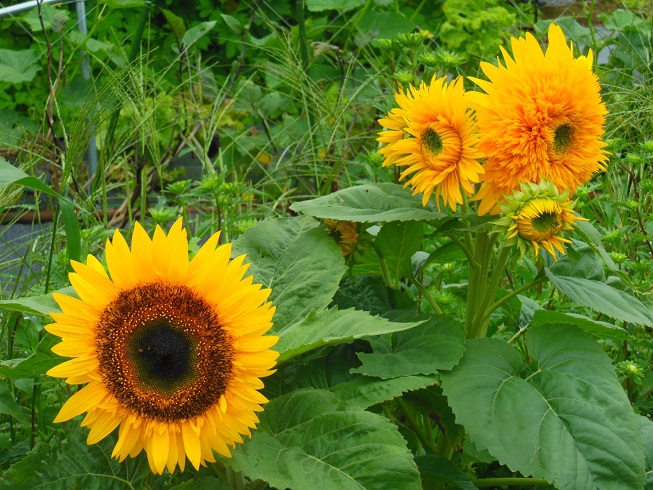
126 319 195 393
96 282 233 422
422 127 443 156
553 123 574 153
532 211 561 233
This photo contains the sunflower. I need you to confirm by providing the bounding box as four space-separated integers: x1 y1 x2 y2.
324 219 359 256
377 76 484 211
46 219 278 474
467 23 609 215
495 180 585 259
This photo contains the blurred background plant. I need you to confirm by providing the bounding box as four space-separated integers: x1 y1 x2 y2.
0 0 652 487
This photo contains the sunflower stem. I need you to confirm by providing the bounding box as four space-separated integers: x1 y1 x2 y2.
396 397 438 454
411 274 443 315
449 235 478 268
472 245 512 339
374 243 396 290
224 466 247 490
464 231 490 338
482 277 546 326
460 198 475 260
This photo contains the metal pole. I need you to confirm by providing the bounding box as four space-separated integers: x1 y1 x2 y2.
0 0 59 18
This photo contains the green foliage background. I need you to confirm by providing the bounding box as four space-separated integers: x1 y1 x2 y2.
0 0 652 488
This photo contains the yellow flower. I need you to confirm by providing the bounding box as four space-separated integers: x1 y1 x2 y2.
467 24 609 215
496 180 585 259
377 76 484 211
46 219 278 474
325 219 359 256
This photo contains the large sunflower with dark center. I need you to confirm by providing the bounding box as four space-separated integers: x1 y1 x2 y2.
46 220 278 474
467 23 609 215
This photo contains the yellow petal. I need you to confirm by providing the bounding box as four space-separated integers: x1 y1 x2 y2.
53 382 106 422
86 410 122 444
182 420 202 470
150 428 169 475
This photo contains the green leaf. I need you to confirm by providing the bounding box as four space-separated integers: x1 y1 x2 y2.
101 0 144 8
228 389 420 490
357 11 416 40
0 287 75 316
375 221 423 280
181 21 217 49
415 455 476 490
170 477 230 489
0 382 29 424
233 217 346 329
290 183 447 223
421 241 466 270
545 263 653 326
441 324 646 490
161 9 186 40
603 9 649 33
352 316 466 378
0 157 66 200
0 423 150 489
0 334 61 379
536 17 592 46
331 375 437 409
60 200 81 265
531 310 629 341
332 275 391 315
20 4 69 32
640 415 653 488
0 49 40 83
220 14 243 34
269 344 360 396
276 307 421 363
548 244 605 281
306 0 365 11
574 220 617 269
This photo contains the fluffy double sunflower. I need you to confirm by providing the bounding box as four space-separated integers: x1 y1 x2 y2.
377 76 484 211
46 220 278 474
467 23 609 214
495 180 584 259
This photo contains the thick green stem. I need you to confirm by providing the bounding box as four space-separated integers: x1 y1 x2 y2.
224 466 247 490
464 231 493 338
449 235 478 267
411 275 443 315
468 242 510 339
396 397 438 454
481 277 545 325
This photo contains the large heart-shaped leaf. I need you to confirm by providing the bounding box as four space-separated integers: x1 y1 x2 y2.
331 375 438 409
233 217 347 329
275 307 421 363
228 389 420 490
0 49 40 83
441 324 645 489
290 183 447 222
545 251 653 326
375 221 424 281
1 423 150 489
352 316 466 378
